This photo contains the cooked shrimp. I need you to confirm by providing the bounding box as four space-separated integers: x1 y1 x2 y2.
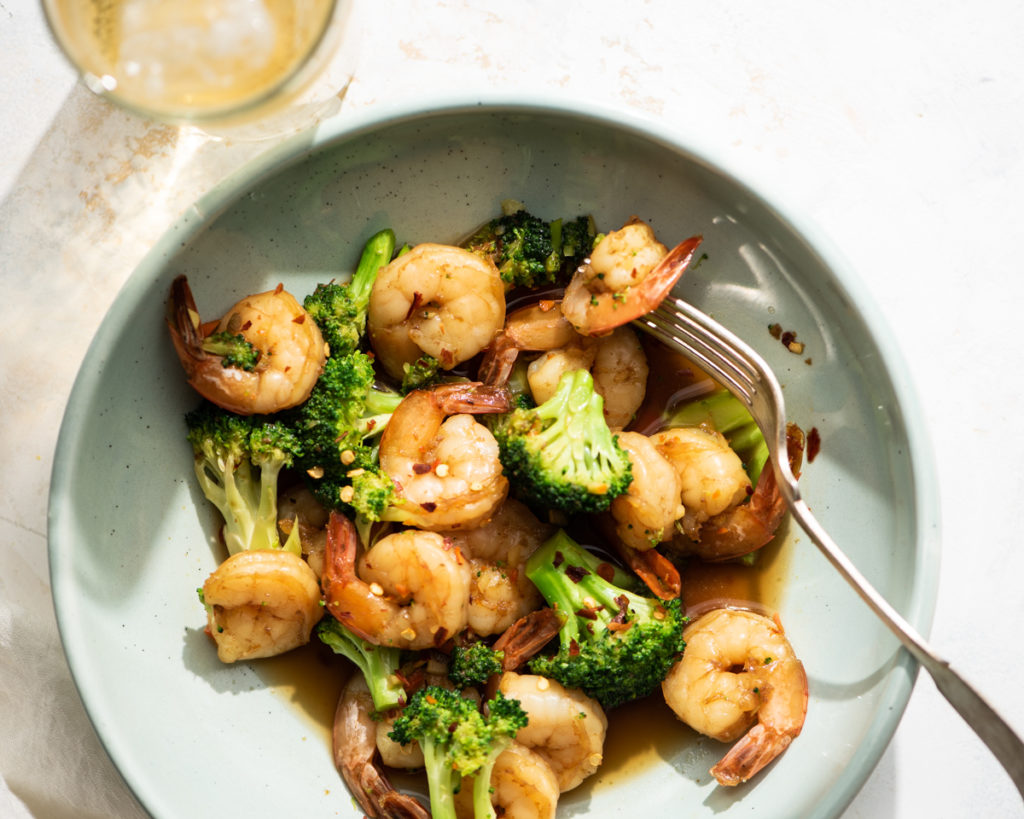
167 276 325 415
455 743 559 819
367 243 506 381
651 426 752 540
496 671 608 792
560 220 702 336
379 383 510 531
277 485 329 579
333 674 430 819
322 510 471 650
446 499 552 636
679 424 806 562
484 301 649 428
662 608 808 786
610 431 685 552
201 549 323 663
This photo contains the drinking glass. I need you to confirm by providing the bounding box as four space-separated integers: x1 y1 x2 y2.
43 0 360 139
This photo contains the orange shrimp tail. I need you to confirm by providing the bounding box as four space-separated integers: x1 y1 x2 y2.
428 381 512 414
166 275 206 373
323 511 377 643
709 723 795 786
621 543 681 600
492 607 564 670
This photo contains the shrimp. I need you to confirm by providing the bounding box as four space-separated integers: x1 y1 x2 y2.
609 431 685 553
379 383 511 531
445 499 552 636
651 426 752 540
496 671 608 792
200 549 323 663
322 510 471 650
679 424 806 562
333 674 430 819
483 301 649 428
367 243 506 381
662 608 808 786
277 485 329 579
166 275 325 415
455 743 559 819
560 219 703 337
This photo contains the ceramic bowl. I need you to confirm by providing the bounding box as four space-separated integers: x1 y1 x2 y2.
49 97 939 818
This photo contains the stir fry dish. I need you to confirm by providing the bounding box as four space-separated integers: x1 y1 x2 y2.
166 201 809 818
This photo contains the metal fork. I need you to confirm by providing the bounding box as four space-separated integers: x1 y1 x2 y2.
636 295 1024 799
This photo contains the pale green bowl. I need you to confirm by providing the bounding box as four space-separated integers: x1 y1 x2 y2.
49 97 939 818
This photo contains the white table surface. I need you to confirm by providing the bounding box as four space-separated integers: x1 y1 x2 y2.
3 2 1023 817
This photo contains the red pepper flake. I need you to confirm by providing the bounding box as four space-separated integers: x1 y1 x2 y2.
565 564 589 584
292 314 306 324
273 282 284 295
365 419 377 432
420 502 437 512
595 563 616 583
432 627 449 648
404 292 424 321
607 620 633 633
575 607 599 620
412 462 432 474
568 638 580 657
807 426 821 463
552 551 564 568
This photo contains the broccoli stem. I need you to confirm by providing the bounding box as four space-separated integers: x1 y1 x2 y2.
317 618 405 712
348 228 396 315
472 758 501 819
421 741 458 819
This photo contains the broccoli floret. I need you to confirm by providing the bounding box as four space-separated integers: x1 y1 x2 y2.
389 686 527 819
525 530 687 709
199 331 261 371
491 368 632 514
554 214 599 275
449 642 505 689
317 616 406 713
400 354 441 394
185 402 302 555
292 352 403 519
666 388 769 484
303 228 396 356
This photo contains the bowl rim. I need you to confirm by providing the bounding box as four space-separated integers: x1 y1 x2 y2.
48 93 941 818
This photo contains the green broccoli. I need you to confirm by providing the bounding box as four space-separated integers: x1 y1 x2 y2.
449 642 505 689
199 331 261 371
525 529 687 709
462 203 558 288
400 354 441 394
185 402 302 555
388 686 527 819
491 368 632 514
317 615 406 713
291 351 403 520
303 228 396 356
553 213 599 276
666 388 769 484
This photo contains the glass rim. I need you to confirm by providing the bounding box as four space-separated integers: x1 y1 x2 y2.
40 0 344 125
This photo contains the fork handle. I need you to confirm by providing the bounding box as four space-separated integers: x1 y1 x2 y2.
787 496 1024 799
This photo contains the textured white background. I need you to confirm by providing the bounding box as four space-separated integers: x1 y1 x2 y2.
2 1 1023 817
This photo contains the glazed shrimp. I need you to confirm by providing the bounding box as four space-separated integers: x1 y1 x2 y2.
379 383 511 531
167 276 326 415
662 608 808 786
333 674 430 819
367 243 506 381
609 431 685 553
201 549 323 663
651 426 752 540
322 510 471 650
497 671 608 792
455 743 559 819
560 220 702 337
679 424 806 562
445 499 552 636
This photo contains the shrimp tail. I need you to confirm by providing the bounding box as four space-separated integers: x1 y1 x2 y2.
492 607 564 670
324 510 378 644
617 542 681 600
709 723 796 786
166 275 206 371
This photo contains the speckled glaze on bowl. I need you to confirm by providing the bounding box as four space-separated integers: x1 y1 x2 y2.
49 98 939 819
